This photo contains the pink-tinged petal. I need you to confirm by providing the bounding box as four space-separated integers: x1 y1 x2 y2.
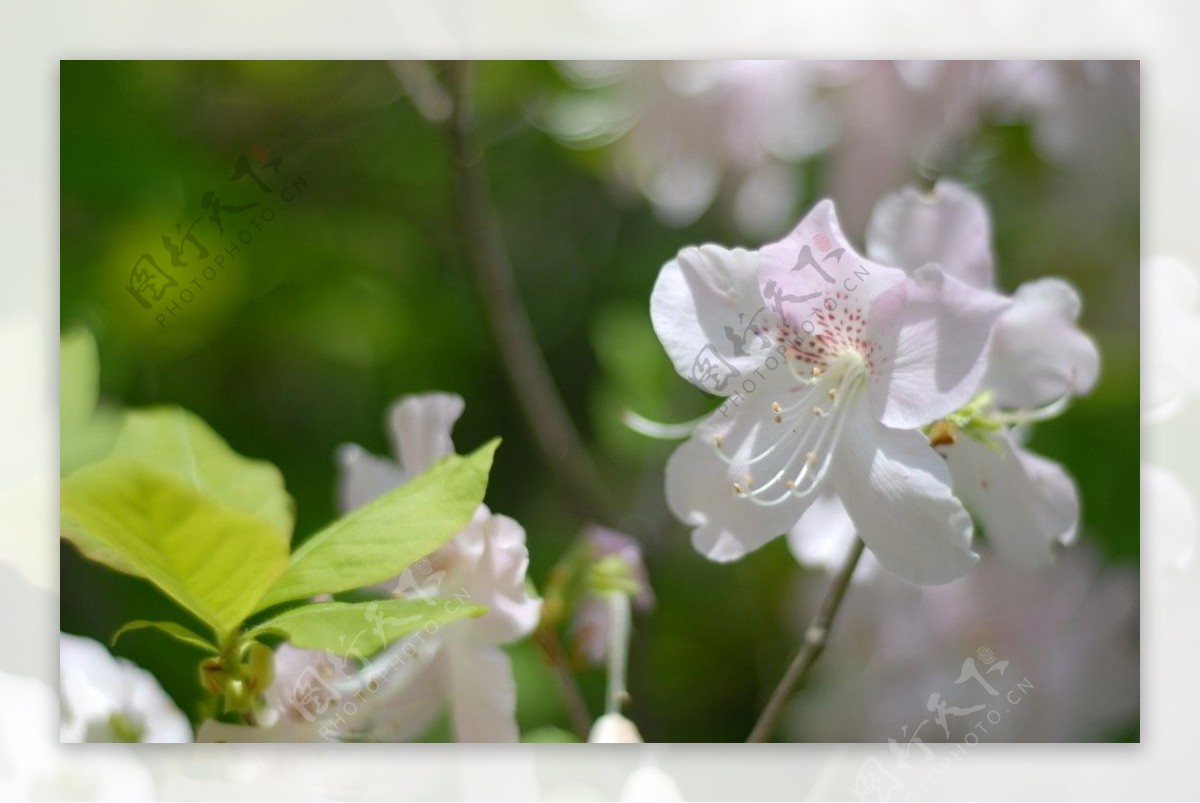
831 401 977 585
785 490 880 581
758 200 906 334
986 278 1100 409
941 431 1079 566
359 647 448 742
470 513 543 645
335 443 406 512
387 392 465 475
447 638 520 742
869 265 1011 429
666 388 815 562
865 180 995 289
650 244 776 396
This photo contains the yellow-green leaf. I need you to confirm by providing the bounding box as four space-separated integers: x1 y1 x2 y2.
254 439 499 612
112 620 218 654
247 598 486 657
110 406 294 541
62 459 291 641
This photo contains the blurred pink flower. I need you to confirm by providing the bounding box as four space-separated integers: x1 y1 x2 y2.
783 545 1138 742
548 60 852 237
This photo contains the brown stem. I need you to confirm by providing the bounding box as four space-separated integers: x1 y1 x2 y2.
443 61 614 522
746 537 865 743
535 624 594 739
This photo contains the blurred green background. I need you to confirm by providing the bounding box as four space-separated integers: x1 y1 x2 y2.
60 61 1139 742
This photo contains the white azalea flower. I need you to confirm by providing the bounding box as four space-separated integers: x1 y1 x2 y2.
866 180 1098 566
59 633 192 743
653 198 1009 585
335 392 541 742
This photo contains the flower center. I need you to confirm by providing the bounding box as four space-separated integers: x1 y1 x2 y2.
713 346 868 507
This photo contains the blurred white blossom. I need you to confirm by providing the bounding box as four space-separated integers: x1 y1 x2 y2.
549 60 851 236
549 60 1139 241
784 546 1138 742
59 632 192 744
335 392 541 742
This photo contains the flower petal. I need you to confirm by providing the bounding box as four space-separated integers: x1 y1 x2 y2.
785 490 880 581
387 392 465 475
650 244 775 395
666 390 816 562
758 199 907 331
469 513 543 644
335 443 406 513
831 402 977 585
985 278 1100 408
869 265 1011 429
866 180 995 289
59 633 192 743
358 647 449 742
941 431 1079 566
447 638 520 742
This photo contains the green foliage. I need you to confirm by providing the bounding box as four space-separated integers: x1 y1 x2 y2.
254 439 498 610
61 459 291 641
247 598 485 656
110 407 295 541
60 390 499 718
112 620 219 653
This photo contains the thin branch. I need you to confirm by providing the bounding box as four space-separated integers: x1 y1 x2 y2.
534 624 594 739
747 536 866 743
443 61 614 523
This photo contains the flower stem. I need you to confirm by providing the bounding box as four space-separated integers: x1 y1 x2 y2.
534 623 594 740
443 61 614 522
604 591 633 715
746 536 865 743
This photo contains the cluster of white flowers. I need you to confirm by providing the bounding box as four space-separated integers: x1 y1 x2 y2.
651 181 1097 585
548 61 1138 238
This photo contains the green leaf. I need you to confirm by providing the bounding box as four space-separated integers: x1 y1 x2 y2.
109 407 294 541
61 459 291 640
246 598 486 656
112 620 218 654
254 439 499 611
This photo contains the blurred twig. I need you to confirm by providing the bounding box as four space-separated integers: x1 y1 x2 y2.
443 61 615 523
534 623 594 739
746 536 865 743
